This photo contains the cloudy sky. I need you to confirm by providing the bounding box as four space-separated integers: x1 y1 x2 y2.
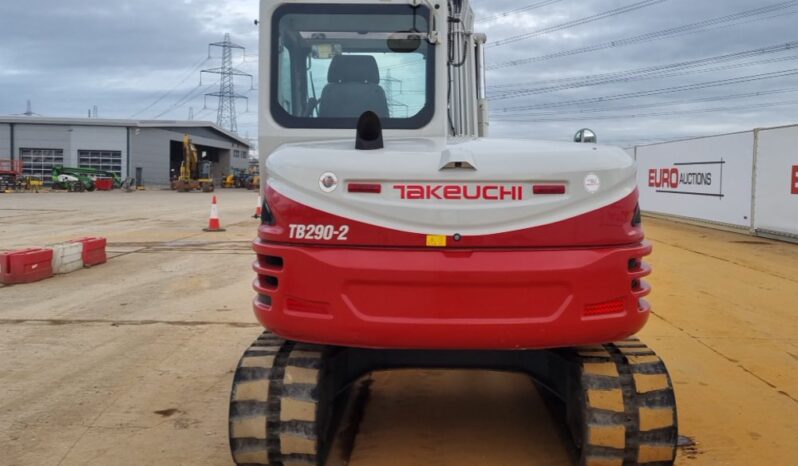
1 0 797 147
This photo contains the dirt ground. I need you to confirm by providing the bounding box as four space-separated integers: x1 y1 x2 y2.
1 190 796 466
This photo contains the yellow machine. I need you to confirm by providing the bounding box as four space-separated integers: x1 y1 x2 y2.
222 169 247 189
172 134 214 192
21 177 44 193
246 167 260 190
223 173 236 189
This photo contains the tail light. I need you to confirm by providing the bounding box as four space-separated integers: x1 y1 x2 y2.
348 183 382 194
584 298 625 317
533 184 567 195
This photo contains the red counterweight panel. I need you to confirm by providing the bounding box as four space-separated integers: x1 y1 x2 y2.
72 237 108 267
0 248 54 285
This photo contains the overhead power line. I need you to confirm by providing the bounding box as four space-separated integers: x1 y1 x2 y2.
491 55 798 95
151 80 219 120
490 40 798 88
488 41 798 99
477 0 563 24
491 87 798 117
491 98 798 122
128 56 210 119
383 0 668 72
495 67 798 112
488 0 669 48
487 0 798 69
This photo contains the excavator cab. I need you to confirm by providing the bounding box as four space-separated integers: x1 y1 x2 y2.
271 3 435 128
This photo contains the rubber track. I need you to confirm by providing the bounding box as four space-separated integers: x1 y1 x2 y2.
229 331 327 466
576 338 678 466
229 331 283 465
230 333 677 466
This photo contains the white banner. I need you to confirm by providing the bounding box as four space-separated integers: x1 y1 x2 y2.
753 125 798 237
635 132 755 228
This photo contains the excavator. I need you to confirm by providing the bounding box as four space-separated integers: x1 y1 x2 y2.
173 134 214 192
228 1 678 465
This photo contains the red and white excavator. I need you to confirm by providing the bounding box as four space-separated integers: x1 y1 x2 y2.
228 1 678 465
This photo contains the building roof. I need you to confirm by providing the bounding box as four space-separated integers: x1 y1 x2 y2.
0 116 251 148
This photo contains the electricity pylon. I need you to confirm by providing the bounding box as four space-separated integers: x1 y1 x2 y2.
201 33 253 133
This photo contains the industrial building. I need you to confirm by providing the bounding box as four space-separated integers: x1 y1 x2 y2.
0 116 252 186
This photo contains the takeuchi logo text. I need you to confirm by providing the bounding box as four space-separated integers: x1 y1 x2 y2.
394 184 524 201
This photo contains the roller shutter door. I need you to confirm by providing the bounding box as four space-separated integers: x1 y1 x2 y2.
20 148 64 184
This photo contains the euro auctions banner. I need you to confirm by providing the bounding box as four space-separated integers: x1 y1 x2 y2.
635 132 755 228
754 125 798 237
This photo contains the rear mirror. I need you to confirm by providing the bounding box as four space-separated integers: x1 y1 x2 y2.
574 128 597 144
387 32 422 53
312 43 342 60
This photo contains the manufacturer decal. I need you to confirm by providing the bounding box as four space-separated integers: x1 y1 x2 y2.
792 165 798 195
648 160 725 198
584 174 601 194
393 184 524 201
289 224 349 241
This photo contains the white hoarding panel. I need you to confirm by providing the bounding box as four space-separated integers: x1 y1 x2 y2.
753 126 798 237
636 132 754 228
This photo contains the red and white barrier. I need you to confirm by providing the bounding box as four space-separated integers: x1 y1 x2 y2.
1 249 54 285
72 237 108 267
0 236 108 285
50 242 84 275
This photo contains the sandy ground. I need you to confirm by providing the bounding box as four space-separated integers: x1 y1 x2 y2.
0 190 796 466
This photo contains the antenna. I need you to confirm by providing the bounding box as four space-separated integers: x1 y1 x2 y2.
201 33 254 133
188 107 195 121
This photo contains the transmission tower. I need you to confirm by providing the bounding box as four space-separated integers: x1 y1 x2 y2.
201 33 253 133
384 70 408 118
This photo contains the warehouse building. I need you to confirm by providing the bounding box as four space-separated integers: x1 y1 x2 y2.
0 116 252 186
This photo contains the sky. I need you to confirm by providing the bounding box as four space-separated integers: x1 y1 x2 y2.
1 0 797 147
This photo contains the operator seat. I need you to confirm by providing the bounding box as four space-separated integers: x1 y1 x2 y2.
319 55 390 119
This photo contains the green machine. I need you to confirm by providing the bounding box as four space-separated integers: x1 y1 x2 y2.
52 166 123 192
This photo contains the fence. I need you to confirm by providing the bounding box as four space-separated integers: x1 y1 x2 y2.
634 124 797 241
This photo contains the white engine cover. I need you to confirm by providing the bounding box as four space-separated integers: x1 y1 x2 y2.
266 137 637 236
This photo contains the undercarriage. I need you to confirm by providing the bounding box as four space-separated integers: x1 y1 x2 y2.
229 332 677 466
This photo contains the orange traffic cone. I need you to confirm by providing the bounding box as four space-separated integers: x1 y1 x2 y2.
204 196 226 232
253 195 262 219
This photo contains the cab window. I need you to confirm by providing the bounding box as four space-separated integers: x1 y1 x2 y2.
271 4 435 129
